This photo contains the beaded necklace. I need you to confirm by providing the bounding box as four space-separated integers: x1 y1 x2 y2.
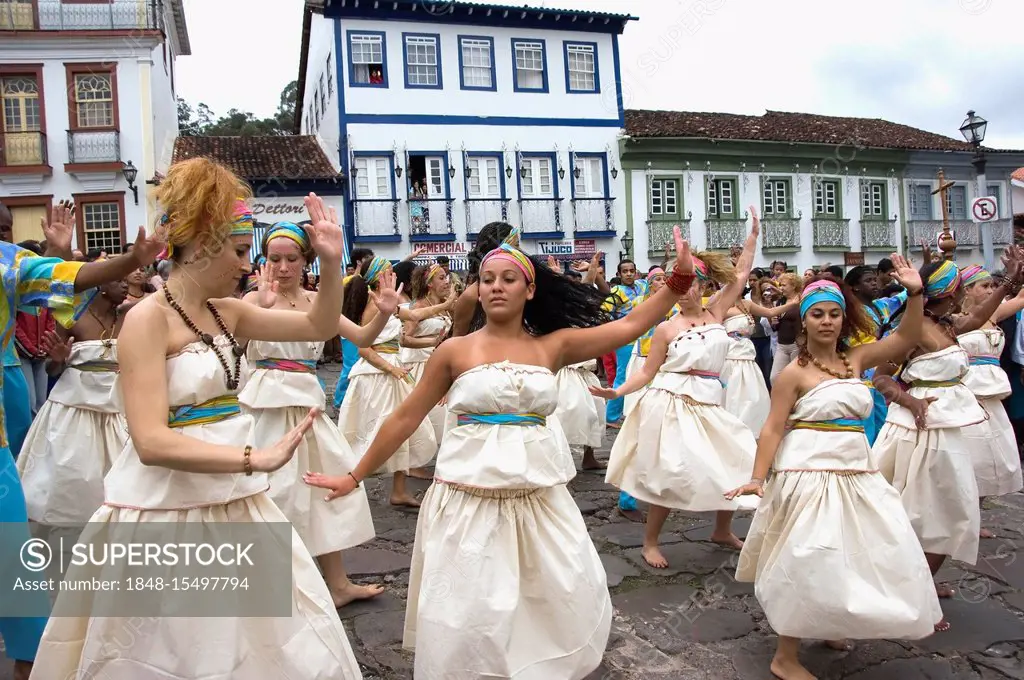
802 348 854 380
163 286 244 390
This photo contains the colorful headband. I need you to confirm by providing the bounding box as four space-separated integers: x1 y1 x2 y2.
925 260 960 299
481 243 535 282
264 221 310 251
230 199 255 238
502 226 522 247
800 279 846 318
648 267 666 278
426 263 444 283
960 264 991 288
692 256 709 282
364 256 391 286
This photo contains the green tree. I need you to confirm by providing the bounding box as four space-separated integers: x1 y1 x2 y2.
177 80 297 137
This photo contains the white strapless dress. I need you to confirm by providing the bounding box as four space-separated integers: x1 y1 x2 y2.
17 339 127 525
405 362 610 679
721 313 770 435
29 336 363 680
738 379 941 640
239 338 375 555
554 359 605 449
400 310 451 443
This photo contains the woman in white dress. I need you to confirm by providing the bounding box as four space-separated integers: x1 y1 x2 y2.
337 256 450 507
239 220 393 607
726 269 941 680
554 358 606 470
593 212 762 569
622 266 679 419
871 253 1024 630
956 264 1024 537
305 226 699 679
29 159 377 679
17 279 128 527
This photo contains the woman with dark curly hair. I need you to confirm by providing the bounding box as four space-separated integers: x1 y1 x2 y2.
726 259 938 680
448 220 517 337
306 226 696 679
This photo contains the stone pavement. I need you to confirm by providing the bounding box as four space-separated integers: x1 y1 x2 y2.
5 361 1024 679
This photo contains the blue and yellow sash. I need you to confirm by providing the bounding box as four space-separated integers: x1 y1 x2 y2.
969 355 1000 367
456 412 546 427
254 358 317 374
70 359 120 373
372 339 400 355
790 418 865 433
168 395 240 428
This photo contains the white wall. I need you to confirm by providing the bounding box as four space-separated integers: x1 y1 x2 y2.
337 18 620 122
1013 179 1024 219
301 12 341 169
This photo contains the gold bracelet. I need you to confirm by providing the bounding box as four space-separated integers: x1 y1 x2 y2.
243 445 253 476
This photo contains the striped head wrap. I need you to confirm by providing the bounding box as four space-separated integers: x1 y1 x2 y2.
264 221 310 251
692 256 709 282
800 279 846 318
925 260 960 299
364 256 391 287
426 263 444 283
648 267 666 279
229 199 255 237
481 243 535 283
502 226 522 248
960 264 991 288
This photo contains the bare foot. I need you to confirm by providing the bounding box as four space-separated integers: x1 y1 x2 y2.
641 545 669 569
581 454 607 471
390 494 421 508
607 420 622 430
823 639 852 651
407 467 433 480
770 655 817 679
332 581 385 608
12 661 32 680
936 584 955 598
711 532 744 550
617 507 645 523
980 527 996 538
934 617 951 632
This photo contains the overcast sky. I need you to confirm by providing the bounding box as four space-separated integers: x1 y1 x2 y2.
175 0 1024 150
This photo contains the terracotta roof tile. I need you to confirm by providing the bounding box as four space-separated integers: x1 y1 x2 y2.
171 136 339 180
1013 167 1024 182
624 109 1010 152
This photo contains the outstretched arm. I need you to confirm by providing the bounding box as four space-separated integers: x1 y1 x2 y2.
955 248 1024 333
853 255 925 372
592 322 671 399
708 208 760 319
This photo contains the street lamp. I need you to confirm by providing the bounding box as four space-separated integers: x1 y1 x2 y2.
959 110 992 268
121 160 139 205
618 232 633 262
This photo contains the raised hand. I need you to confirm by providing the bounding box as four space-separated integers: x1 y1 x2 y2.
303 470 358 502
251 408 318 472
256 264 279 308
369 268 402 316
41 201 75 254
887 253 923 294
131 226 166 266
671 224 693 276
546 255 559 271
304 193 344 264
41 330 73 364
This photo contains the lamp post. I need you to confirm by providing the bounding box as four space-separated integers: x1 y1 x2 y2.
960 110 991 268
618 232 633 265
121 160 139 205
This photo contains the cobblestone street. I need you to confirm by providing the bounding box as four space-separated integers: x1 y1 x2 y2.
6 361 1024 679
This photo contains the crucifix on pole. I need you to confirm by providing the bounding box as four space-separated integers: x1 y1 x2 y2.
932 169 958 261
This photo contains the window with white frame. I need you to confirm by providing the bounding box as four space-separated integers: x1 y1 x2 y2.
319 74 327 112
467 156 501 198
762 179 789 216
354 157 392 199
945 185 967 219
404 34 440 87
814 179 840 216
565 43 596 92
513 40 546 91
573 156 604 198
326 54 333 95
460 37 494 89
82 202 123 253
987 183 1001 212
350 33 385 85
861 181 886 218
706 178 736 217
520 156 553 197
909 184 932 220
649 178 679 217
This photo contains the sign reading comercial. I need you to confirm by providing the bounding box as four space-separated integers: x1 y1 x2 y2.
411 241 472 271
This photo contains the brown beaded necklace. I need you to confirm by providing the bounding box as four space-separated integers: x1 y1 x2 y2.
802 349 854 380
163 286 244 390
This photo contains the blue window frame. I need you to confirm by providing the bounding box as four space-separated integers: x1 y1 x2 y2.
563 41 599 93
347 30 388 88
464 152 506 199
569 152 609 198
511 38 548 93
402 32 443 90
458 35 496 91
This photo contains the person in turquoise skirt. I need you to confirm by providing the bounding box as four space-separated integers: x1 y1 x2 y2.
0 200 164 680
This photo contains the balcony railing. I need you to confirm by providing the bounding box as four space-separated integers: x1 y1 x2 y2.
991 218 1013 246
647 219 690 259
518 198 562 234
0 130 47 167
705 218 748 250
761 218 801 250
571 198 615 233
67 130 120 164
464 198 509 234
812 217 850 249
860 219 898 250
408 198 454 237
2 0 164 31
908 220 978 249
352 199 400 239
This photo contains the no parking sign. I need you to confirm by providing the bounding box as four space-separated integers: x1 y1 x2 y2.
972 196 998 222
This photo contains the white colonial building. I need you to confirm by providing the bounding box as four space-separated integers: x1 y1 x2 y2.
0 0 188 252
295 0 636 270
